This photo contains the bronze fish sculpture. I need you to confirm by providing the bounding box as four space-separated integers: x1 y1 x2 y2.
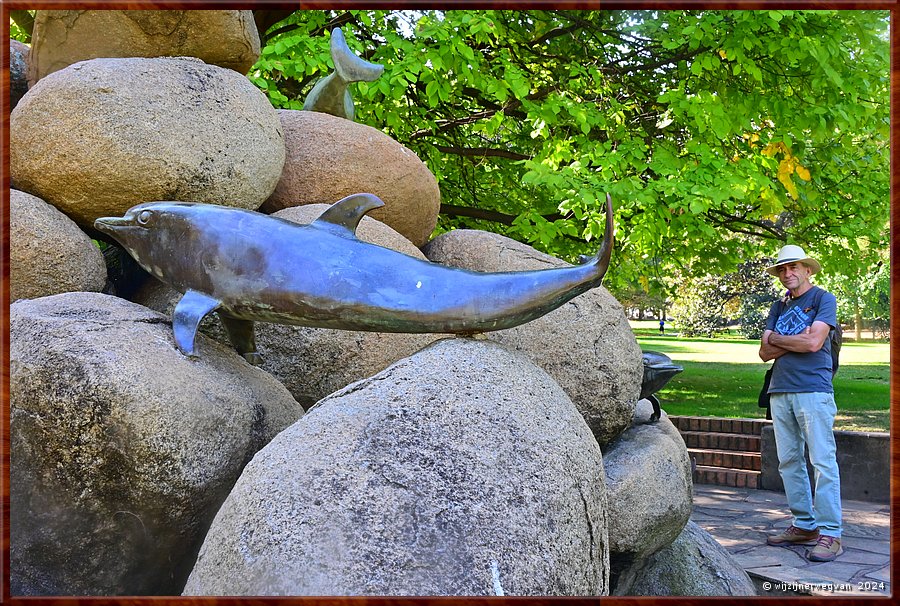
94 193 614 364
640 350 683 422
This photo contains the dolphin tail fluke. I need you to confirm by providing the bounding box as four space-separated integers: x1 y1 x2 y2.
585 193 614 282
331 27 384 84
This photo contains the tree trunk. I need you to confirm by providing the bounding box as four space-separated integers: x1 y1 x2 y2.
855 298 863 341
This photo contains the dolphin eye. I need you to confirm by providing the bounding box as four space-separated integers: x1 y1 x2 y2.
137 210 153 225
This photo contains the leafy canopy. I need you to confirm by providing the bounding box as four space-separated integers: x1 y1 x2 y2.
251 10 888 297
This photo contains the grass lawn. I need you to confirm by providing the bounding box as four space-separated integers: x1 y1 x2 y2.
632 322 890 432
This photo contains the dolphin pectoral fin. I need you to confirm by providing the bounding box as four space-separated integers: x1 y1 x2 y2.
312 193 386 237
331 28 384 83
173 290 221 357
648 394 662 423
219 315 262 366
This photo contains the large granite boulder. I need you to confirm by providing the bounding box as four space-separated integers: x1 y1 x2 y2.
27 10 260 85
11 56 284 228
10 189 106 301
10 293 304 596
603 399 693 587
423 229 642 445
131 204 438 408
615 521 757 596
10 39 29 108
184 338 609 596
261 110 440 247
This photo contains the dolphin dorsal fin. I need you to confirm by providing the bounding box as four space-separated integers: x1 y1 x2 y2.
311 193 385 237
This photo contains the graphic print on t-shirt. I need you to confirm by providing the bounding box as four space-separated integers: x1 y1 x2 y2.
775 305 814 336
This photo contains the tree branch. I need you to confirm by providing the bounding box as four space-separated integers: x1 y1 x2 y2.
441 204 563 225
706 208 786 240
409 84 557 141
433 145 531 161
263 12 356 44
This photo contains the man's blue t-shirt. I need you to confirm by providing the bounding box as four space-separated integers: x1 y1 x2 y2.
765 286 837 394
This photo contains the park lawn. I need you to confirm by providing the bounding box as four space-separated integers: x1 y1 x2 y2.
635 336 890 432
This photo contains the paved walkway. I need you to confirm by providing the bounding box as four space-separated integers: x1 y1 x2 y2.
693 484 891 597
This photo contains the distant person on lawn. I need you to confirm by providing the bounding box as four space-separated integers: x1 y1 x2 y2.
758 245 842 562
659 319 665 334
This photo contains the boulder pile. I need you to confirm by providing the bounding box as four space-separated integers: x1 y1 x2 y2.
9 10 752 598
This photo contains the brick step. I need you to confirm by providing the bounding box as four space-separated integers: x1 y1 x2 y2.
681 431 761 453
689 448 761 471
693 465 760 489
669 415 771 436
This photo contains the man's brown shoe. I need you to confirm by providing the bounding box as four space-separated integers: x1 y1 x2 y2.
808 536 843 562
767 525 820 546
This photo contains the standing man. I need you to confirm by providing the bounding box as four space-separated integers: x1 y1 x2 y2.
758 245 842 562
659 318 665 334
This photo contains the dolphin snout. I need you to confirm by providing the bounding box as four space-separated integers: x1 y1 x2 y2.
94 216 130 235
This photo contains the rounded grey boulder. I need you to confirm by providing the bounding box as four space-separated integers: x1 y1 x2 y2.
11 56 285 228
10 189 106 300
423 229 642 445
603 399 693 585
10 293 305 595
27 10 261 85
184 338 609 596
616 521 757 596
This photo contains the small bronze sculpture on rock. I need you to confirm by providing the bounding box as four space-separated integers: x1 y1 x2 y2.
640 350 683 422
94 193 614 364
303 28 384 121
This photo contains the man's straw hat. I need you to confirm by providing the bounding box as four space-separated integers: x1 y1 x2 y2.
765 244 822 276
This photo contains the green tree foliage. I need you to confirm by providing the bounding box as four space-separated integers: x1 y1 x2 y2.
9 10 34 42
816 247 890 338
251 9 888 300
668 257 780 338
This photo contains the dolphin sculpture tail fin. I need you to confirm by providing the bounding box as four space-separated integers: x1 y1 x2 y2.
331 28 384 84
579 193 614 283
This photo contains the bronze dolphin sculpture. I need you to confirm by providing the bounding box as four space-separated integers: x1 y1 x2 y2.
94 193 614 364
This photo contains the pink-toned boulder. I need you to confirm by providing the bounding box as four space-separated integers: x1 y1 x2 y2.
262 110 441 247
27 10 260 85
